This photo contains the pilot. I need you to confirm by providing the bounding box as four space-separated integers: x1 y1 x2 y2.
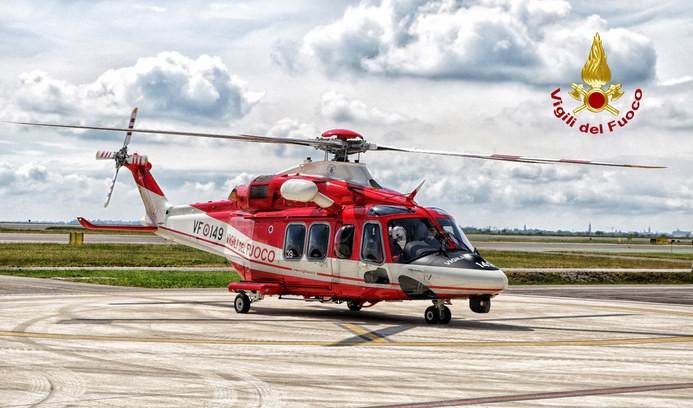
389 225 407 262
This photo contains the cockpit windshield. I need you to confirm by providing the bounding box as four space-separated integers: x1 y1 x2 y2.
386 215 476 263
436 217 475 253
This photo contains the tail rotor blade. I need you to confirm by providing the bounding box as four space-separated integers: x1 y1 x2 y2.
104 166 120 208
123 107 138 148
126 154 148 166
96 151 117 160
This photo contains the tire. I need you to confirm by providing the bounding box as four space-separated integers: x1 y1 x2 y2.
424 306 439 324
234 293 251 314
439 306 452 324
347 300 362 311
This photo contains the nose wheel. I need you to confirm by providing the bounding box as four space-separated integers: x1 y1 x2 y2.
424 300 452 324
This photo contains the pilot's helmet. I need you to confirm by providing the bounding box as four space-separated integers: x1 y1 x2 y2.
390 226 407 249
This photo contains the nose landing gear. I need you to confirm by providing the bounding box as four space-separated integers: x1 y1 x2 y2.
424 300 452 324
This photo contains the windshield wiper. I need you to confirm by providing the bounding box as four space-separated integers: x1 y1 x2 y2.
438 231 469 253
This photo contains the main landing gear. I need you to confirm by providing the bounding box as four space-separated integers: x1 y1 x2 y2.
233 291 264 314
424 300 452 324
423 296 493 324
346 300 362 311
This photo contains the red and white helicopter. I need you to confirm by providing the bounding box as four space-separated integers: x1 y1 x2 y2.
10 109 663 324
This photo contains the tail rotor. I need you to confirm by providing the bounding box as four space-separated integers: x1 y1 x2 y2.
99 108 148 207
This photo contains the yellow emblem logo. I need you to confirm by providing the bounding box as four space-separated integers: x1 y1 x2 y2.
569 33 624 115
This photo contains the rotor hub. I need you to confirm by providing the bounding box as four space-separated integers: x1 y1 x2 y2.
316 129 374 162
321 129 364 141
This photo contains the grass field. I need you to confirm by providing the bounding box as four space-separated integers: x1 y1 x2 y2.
563 251 693 261
481 250 686 269
1 243 691 288
0 227 154 235
0 243 227 267
0 269 238 288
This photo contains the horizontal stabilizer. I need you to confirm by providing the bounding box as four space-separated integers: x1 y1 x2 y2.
77 217 157 232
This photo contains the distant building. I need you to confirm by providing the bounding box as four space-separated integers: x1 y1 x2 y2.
671 229 691 238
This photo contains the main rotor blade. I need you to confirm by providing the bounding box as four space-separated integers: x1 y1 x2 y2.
104 166 119 208
374 145 665 169
123 107 138 148
5 121 343 150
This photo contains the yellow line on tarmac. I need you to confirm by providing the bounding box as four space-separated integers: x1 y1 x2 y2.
340 323 390 343
1 330 692 348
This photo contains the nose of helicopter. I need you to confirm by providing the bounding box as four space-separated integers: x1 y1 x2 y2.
400 252 508 298
442 266 508 294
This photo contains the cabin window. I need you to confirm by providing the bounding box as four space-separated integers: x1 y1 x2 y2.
307 223 330 261
334 224 355 259
361 222 384 264
284 224 306 260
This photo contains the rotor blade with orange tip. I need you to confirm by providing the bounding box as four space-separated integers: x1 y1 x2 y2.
373 144 665 169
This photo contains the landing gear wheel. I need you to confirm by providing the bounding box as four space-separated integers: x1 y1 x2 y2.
234 292 251 314
439 306 452 324
347 300 362 311
424 306 439 324
470 296 491 314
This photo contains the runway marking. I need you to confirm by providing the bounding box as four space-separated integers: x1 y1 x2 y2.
338 323 391 343
1 330 692 348
369 382 693 407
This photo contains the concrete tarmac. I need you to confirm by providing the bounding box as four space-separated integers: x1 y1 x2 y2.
0 276 692 407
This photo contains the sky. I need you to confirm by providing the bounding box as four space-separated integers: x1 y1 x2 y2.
0 0 691 233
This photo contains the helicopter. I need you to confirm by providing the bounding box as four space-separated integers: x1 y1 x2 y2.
7 109 663 324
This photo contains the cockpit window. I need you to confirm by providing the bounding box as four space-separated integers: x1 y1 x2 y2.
387 218 442 263
436 218 474 252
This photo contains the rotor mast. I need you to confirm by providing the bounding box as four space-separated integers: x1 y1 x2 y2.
318 129 375 162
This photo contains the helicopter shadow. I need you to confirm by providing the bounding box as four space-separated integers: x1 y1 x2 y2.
108 300 534 332
250 305 534 332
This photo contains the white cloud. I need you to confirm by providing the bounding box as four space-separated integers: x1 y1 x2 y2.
133 4 166 14
266 117 320 139
0 161 109 220
367 154 692 232
5 51 264 124
319 90 411 125
287 0 655 85
659 76 693 87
